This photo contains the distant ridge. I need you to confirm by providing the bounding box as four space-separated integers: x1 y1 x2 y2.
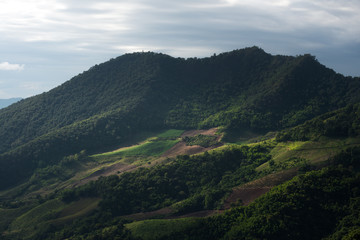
0 97 22 109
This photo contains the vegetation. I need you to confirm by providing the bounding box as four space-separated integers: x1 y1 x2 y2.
60 145 271 216
126 218 199 240
276 103 360 141
0 47 360 239
1 47 360 190
155 147 360 239
94 139 179 158
10 145 358 240
183 134 219 147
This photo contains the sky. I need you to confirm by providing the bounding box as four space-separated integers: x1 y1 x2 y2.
1 0 360 98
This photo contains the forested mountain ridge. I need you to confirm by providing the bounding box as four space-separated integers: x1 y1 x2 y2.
1 47 360 239
2 103 360 240
0 47 360 189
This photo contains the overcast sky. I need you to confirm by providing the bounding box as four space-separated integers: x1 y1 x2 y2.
1 0 359 98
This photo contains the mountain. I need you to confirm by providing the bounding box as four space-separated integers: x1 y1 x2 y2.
0 47 360 189
0 98 22 109
1 47 360 239
2 104 360 240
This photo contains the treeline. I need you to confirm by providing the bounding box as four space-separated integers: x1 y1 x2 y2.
1 47 360 190
276 103 360 141
31 211 136 240
157 147 360 240
183 134 218 148
0 105 165 189
25 146 360 240
60 145 271 215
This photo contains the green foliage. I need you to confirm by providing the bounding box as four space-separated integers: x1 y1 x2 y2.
183 134 218 148
162 148 360 239
276 103 360 142
1 47 360 238
33 211 134 240
0 206 33 233
62 145 271 216
156 129 184 139
126 218 199 240
7 199 66 239
1 48 360 191
112 139 180 157
326 197 360 240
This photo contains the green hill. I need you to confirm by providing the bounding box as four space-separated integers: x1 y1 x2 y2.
1 102 360 239
0 47 359 189
0 47 360 239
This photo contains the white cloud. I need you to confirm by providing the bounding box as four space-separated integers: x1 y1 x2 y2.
0 62 24 71
0 0 360 97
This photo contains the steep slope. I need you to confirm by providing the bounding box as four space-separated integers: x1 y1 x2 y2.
3 109 360 240
0 47 360 189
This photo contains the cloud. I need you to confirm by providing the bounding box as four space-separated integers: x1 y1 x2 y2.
0 0 359 98
0 62 24 71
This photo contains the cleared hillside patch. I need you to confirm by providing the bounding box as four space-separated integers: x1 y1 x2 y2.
50 198 100 224
256 137 360 172
126 218 199 240
223 168 298 208
157 129 184 139
7 199 66 239
92 129 184 161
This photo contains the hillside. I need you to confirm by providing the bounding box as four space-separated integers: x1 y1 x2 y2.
0 47 360 189
1 102 360 239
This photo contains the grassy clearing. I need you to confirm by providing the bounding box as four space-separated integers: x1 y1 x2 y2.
114 139 180 157
9 199 66 236
93 139 180 160
157 129 184 139
6 198 100 239
126 218 199 240
51 198 100 224
0 206 34 232
256 137 360 171
92 129 184 161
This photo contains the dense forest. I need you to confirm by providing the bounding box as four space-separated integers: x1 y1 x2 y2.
0 47 360 239
1 47 360 189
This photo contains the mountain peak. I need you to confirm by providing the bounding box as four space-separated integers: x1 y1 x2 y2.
0 47 359 189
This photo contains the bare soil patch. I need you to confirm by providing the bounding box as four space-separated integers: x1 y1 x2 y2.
180 127 218 138
224 187 272 208
223 168 298 208
162 128 222 158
